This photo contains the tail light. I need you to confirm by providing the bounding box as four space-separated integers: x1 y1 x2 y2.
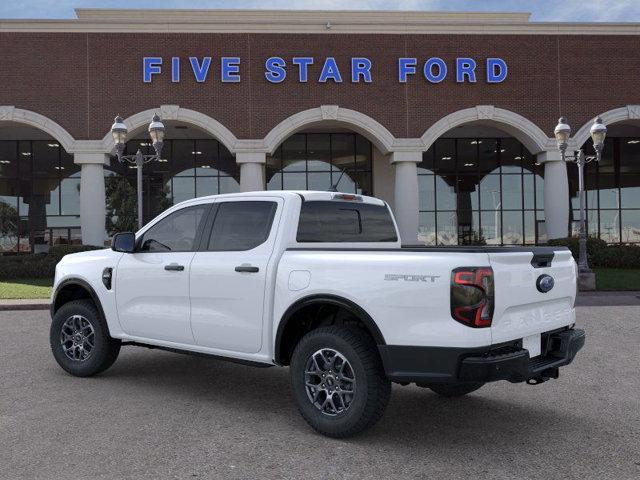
450 267 494 328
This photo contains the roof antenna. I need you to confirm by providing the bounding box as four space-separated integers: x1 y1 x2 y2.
328 169 345 192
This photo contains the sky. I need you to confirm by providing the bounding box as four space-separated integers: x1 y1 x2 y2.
0 0 639 22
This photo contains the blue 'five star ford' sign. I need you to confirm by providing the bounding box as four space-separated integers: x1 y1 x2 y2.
142 56 508 84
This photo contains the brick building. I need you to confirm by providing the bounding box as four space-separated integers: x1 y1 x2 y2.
0 8 639 251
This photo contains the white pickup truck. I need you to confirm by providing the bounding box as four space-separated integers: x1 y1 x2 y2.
50 191 584 437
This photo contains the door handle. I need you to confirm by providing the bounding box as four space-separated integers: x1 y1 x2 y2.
235 265 259 273
164 263 185 271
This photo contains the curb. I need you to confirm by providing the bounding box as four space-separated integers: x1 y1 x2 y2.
0 302 50 312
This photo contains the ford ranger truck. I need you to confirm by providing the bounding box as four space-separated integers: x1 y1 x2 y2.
49 191 584 438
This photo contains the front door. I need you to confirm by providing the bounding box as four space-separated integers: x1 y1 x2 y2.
189 198 280 354
115 204 209 344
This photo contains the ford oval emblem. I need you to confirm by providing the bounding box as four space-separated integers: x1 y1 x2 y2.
536 274 555 293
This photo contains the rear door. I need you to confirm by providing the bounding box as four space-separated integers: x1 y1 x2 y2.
488 248 577 350
189 197 281 354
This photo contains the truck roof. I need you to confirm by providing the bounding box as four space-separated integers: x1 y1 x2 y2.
175 190 387 207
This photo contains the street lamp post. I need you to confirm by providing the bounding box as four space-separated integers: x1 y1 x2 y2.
553 116 607 277
111 114 165 230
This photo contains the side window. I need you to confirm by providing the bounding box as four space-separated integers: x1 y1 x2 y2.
207 201 277 251
297 201 398 242
139 205 207 252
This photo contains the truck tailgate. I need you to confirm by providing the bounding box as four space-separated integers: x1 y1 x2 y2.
488 248 576 346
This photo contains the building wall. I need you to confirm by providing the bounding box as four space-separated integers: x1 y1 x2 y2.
1 12 639 248
0 32 639 141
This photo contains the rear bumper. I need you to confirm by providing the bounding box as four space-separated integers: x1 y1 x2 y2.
379 328 585 384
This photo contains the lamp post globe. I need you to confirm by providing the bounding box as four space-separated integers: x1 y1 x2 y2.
110 115 128 158
590 116 607 157
554 117 571 156
148 114 165 157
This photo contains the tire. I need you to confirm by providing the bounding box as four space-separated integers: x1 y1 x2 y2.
50 299 121 377
427 382 484 398
290 326 391 438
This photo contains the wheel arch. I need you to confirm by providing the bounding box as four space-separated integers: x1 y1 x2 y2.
274 294 386 366
51 278 106 323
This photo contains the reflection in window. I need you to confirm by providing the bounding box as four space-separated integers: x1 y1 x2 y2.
0 140 80 253
266 133 372 194
140 205 206 252
570 136 640 243
418 137 543 246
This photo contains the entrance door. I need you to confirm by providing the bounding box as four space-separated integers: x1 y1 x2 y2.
115 204 209 344
189 198 280 354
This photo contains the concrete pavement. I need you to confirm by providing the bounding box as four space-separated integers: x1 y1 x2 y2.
0 307 638 479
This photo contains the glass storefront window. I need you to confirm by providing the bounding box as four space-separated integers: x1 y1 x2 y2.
0 140 81 253
107 138 239 234
266 133 373 194
570 136 640 243
418 137 543 246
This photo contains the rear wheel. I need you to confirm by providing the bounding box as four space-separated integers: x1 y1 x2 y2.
50 300 121 377
290 326 391 438
427 382 484 398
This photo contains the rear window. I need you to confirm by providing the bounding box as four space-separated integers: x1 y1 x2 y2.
297 201 398 243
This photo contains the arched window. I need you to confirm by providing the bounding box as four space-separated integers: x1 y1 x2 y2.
108 137 239 232
570 135 640 243
266 133 373 194
418 137 544 246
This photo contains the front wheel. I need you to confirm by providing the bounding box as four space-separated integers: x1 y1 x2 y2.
290 326 391 438
426 382 484 398
50 300 121 377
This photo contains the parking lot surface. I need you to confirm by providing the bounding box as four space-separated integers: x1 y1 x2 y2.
1 307 638 480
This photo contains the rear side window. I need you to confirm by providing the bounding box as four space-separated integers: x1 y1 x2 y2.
207 201 277 251
297 201 398 243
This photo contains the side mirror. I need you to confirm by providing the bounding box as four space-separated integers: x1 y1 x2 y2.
112 232 136 253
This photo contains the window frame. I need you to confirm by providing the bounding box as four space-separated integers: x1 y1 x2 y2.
135 203 213 253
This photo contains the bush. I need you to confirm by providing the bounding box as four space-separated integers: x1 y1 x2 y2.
547 237 608 267
0 245 104 280
548 237 640 269
595 245 640 269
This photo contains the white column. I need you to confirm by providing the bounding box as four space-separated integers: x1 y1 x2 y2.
538 151 569 240
237 152 266 192
391 150 422 244
75 153 109 246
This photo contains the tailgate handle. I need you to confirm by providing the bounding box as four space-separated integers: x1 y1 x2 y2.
531 253 554 268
